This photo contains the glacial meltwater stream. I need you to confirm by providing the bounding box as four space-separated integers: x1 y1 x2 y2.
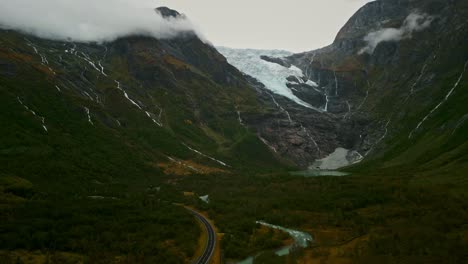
236 222 313 264
236 148 357 263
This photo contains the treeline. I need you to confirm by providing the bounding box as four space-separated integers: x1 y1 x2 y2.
178 169 468 263
0 175 200 263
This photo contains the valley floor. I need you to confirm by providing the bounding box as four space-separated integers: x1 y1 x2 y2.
175 163 468 264
1 160 467 264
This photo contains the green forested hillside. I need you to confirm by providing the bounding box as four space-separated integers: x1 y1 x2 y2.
1 1 468 263
0 29 283 263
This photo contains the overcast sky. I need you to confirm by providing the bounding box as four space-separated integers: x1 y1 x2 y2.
156 0 373 52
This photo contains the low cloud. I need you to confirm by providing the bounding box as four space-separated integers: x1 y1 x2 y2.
359 12 433 55
0 0 202 43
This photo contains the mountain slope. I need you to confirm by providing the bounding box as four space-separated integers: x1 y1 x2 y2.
0 27 284 181
0 1 467 262
0 8 287 262
302 0 468 170
218 0 468 170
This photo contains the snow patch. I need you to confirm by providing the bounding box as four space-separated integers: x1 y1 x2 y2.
199 195 210 204
312 148 363 170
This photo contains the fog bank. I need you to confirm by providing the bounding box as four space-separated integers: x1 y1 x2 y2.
0 0 200 43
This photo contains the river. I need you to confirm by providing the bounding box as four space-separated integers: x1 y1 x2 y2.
236 221 313 264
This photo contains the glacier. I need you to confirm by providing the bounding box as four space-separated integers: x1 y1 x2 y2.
217 47 321 110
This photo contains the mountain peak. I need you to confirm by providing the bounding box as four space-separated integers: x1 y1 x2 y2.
155 7 182 19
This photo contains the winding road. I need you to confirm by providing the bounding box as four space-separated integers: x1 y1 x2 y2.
187 208 216 264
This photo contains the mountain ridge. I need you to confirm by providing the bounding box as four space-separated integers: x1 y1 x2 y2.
220 0 468 170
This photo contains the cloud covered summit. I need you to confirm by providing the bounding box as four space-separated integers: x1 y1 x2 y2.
0 0 200 43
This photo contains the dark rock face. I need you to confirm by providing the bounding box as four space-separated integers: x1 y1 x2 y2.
260 55 291 68
155 7 182 19
286 83 326 107
240 75 351 167
115 35 239 86
240 0 468 167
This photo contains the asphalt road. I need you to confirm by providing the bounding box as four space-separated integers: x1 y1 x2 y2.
187 208 216 264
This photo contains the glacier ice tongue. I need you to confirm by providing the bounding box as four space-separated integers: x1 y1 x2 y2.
217 47 322 111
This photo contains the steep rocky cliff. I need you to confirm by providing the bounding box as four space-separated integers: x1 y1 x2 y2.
223 0 468 169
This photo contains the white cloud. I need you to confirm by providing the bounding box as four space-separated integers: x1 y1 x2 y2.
359 12 433 55
0 0 202 43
